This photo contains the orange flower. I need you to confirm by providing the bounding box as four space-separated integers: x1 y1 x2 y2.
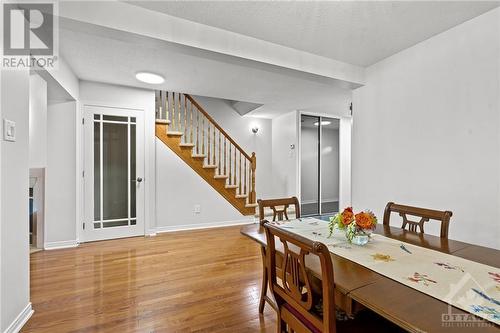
340 207 354 226
355 211 376 229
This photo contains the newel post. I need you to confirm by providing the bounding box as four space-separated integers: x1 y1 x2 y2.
250 152 257 203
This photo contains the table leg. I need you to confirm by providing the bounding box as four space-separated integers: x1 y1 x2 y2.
258 246 268 313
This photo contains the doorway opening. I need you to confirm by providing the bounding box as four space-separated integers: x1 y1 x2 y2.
29 168 45 253
300 115 340 218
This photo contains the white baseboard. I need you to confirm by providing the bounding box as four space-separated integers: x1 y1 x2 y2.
3 303 33 333
155 218 254 234
146 229 158 237
44 240 79 250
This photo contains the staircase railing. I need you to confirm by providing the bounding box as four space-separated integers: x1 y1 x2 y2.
155 91 257 204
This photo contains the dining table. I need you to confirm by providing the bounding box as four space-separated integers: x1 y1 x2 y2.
240 221 500 333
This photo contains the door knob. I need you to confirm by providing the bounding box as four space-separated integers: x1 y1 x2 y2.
137 177 143 183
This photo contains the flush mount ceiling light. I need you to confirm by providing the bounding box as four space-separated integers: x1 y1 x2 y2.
135 72 165 84
313 121 331 126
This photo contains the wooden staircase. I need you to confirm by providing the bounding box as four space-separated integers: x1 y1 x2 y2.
155 91 257 216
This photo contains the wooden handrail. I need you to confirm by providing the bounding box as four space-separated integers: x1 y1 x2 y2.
185 94 252 161
156 90 257 204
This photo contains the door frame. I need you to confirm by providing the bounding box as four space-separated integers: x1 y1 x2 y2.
77 102 152 243
297 111 352 215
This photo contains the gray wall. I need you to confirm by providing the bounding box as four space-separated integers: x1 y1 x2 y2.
352 8 500 249
271 111 298 198
45 102 77 244
1 70 31 331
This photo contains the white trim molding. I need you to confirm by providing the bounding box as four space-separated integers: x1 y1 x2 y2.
3 303 33 333
155 219 254 234
44 240 79 250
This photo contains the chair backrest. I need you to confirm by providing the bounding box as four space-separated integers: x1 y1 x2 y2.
383 202 453 239
264 222 336 333
258 197 301 224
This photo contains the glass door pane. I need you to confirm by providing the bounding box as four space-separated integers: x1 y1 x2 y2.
93 115 136 229
102 121 128 221
300 115 320 216
320 117 340 215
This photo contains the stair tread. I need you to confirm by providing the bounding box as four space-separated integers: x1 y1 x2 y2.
203 165 217 169
192 154 206 158
167 131 183 136
214 175 228 179
225 184 238 189
245 203 258 208
155 119 171 124
179 143 195 147
235 194 248 198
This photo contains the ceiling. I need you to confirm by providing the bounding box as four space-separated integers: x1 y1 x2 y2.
59 23 352 118
56 1 500 119
129 1 500 67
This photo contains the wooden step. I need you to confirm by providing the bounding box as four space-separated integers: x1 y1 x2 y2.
155 119 171 124
225 184 238 189
245 203 258 208
156 118 256 217
179 143 195 148
235 194 248 199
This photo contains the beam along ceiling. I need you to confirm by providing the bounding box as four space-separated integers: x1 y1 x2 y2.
128 1 500 67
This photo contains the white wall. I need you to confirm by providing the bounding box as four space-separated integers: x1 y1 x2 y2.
79 81 156 235
156 96 273 229
271 111 298 198
300 87 352 118
29 74 48 169
1 70 32 332
352 8 500 249
156 142 252 229
45 102 77 245
0 69 2 331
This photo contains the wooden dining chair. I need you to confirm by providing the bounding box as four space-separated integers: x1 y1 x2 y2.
264 222 336 333
256 197 301 314
258 197 301 225
263 223 408 333
383 202 453 239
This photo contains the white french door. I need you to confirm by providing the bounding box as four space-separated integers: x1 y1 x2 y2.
83 106 145 242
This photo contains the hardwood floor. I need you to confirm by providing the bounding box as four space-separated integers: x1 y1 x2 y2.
23 226 277 333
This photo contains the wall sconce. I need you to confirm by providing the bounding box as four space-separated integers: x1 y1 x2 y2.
251 125 259 134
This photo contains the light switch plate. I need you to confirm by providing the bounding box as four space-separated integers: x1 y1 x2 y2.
3 119 16 142
194 204 201 214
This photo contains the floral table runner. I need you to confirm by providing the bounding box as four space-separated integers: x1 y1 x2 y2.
272 217 500 325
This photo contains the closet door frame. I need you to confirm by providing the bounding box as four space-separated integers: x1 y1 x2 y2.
297 111 351 216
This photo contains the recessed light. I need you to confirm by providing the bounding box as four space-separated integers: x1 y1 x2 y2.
135 72 164 84
313 121 331 126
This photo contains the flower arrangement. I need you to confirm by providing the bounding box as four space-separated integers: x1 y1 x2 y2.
329 207 378 243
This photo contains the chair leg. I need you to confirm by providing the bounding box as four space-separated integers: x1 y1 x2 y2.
258 246 268 314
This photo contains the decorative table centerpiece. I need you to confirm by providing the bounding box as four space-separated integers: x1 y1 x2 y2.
328 207 377 245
